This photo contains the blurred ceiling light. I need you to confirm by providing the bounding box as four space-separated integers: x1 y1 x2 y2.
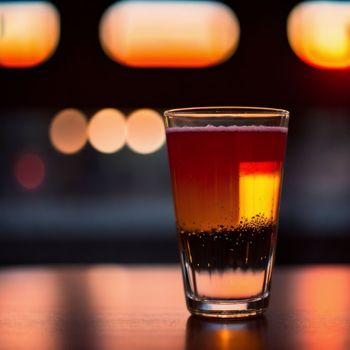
126 109 165 154
0 2 60 68
50 109 88 155
99 1 239 67
287 1 350 69
88 108 126 153
15 153 45 190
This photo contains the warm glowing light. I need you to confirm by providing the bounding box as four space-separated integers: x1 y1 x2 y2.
239 162 281 220
88 108 126 153
15 153 45 189
0 2 60 68
287 1 350 69
50 109 88 154
99 1 239 67
126 109 165 154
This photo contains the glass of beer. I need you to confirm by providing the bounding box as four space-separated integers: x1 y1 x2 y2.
164 107 289 318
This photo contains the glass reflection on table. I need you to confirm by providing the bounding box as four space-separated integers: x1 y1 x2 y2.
186 315 267 350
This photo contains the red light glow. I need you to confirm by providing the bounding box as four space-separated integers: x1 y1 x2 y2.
15 153 45 190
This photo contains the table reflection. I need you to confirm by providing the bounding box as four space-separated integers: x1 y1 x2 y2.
287 266 350 350
0 266 349 350
186 316 268 350
55 272 99 350
0 269 60 350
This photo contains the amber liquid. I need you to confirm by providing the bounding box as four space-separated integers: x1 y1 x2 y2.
166 126 287 300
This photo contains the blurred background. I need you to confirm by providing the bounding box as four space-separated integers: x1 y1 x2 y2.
0 0 349 265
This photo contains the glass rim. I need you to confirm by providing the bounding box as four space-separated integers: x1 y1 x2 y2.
164 106 289 118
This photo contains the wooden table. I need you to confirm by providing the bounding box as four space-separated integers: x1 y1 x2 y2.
0 265 349 350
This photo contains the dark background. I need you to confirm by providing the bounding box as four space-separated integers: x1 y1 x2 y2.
1 0 349 265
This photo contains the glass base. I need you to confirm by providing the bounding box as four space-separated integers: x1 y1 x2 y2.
186 293 269 319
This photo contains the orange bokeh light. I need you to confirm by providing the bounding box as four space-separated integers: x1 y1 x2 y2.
99 1 239 67
50 109 88 155
88 108 126 154
15 153 45 190
287 1 350 69
0 2 60 68
126 109 165 154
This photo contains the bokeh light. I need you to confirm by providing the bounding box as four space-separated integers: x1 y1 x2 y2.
15 153 45 190
88 108 126 154
99 1 239 67
287 1 350 69
0 2 60 68
126 109 165 154
50 109 88 155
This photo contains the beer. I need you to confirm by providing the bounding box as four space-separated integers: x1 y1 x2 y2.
166 126 287 300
